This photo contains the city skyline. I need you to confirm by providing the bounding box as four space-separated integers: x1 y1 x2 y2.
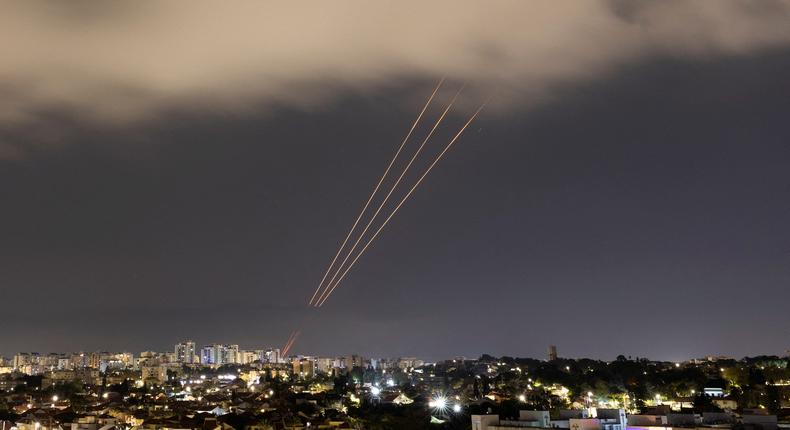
2 1 790 363
5 338 788 368
3 341 787 430
3 340 789 365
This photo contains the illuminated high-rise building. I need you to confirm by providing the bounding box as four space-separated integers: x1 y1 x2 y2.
199 344 239 365
175 340 196 364
264 348 281 364
292 357 315 379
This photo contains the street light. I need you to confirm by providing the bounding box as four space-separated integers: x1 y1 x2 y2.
429 395 447 411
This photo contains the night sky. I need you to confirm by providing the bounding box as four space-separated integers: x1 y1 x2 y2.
1 2 790 361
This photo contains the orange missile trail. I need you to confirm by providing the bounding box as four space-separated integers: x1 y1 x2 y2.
282 330 297 352
316 100 490 307
281 330 297 354
282 330 300 356
313 85 465 307
284 332 299 355
307 77 446 306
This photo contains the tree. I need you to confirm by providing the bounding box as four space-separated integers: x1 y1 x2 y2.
333 374 351 395
765 384 780 413
692 393 721 413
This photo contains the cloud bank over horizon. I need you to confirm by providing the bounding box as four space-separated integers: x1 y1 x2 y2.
2 0 790 157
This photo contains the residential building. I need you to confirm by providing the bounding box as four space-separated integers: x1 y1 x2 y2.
292 357 316 379
175 340 196 364
141 363 167 384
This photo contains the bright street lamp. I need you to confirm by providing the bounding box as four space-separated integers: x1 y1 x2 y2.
429 395 447 410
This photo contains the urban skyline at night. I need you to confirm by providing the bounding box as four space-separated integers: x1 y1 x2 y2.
4 341 790 429
0 0 790 390
2 7 790 430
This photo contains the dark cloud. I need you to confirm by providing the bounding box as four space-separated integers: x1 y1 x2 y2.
3 1 790 158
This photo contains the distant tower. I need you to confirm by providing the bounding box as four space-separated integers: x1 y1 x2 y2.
548 345 557 361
